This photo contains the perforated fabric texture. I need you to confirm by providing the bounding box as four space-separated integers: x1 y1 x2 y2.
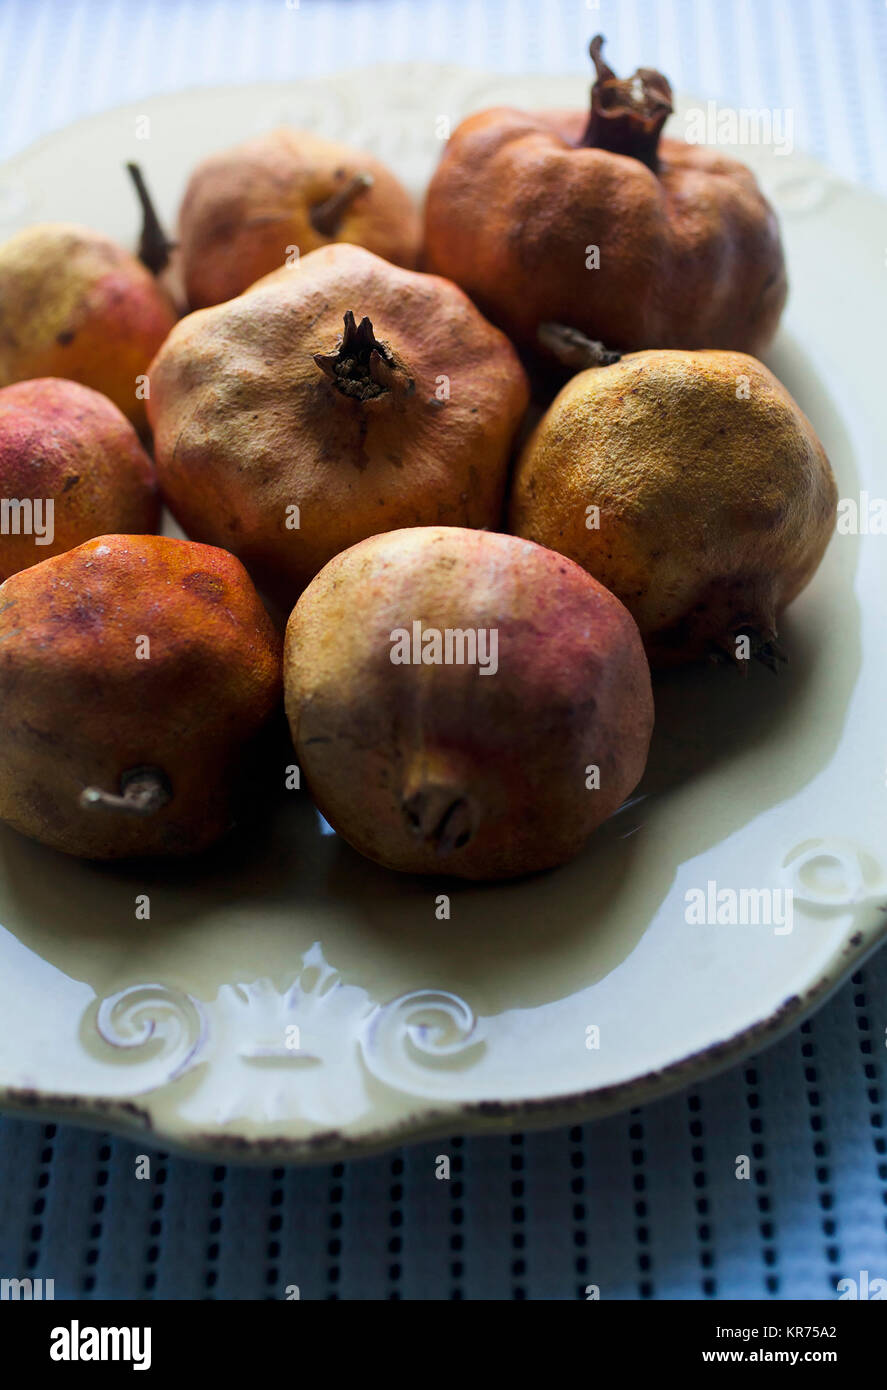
0 0 885 1300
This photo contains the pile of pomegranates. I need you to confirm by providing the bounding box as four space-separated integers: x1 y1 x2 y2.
0 37 835 881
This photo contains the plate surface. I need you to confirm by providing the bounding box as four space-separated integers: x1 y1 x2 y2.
1 65 885 1162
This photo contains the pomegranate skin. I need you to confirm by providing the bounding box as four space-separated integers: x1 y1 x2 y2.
285 525 654 880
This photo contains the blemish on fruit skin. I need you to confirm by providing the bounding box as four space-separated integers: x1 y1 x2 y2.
67 602 102 631
56 331 75 346
182 570 226 602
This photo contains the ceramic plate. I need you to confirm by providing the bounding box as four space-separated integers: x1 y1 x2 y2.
1 65 885 1162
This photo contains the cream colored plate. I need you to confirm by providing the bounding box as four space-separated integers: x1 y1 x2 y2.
0 66 884 1161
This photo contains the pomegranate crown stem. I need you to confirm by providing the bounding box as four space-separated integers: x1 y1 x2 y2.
126 162 175 275
80 765 172 816
310 172 374 238
579 34 673 169
314 310 413 400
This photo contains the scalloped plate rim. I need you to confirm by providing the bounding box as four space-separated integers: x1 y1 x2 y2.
2 913 884 1165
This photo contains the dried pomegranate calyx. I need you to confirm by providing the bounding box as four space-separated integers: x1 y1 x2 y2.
579 35 673 169
538 322 622 369
310 171 374 238
314 310 412 400
126 162 175 275
80 765 173 815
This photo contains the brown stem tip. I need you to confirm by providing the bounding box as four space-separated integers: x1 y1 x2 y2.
579 34 673 168
126 162 175 275
538 322 622 370
314 310 413 400
403 783 477 856
310 171 374 238
80 766 173 816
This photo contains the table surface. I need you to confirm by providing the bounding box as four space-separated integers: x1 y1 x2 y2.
1 0 885 1301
